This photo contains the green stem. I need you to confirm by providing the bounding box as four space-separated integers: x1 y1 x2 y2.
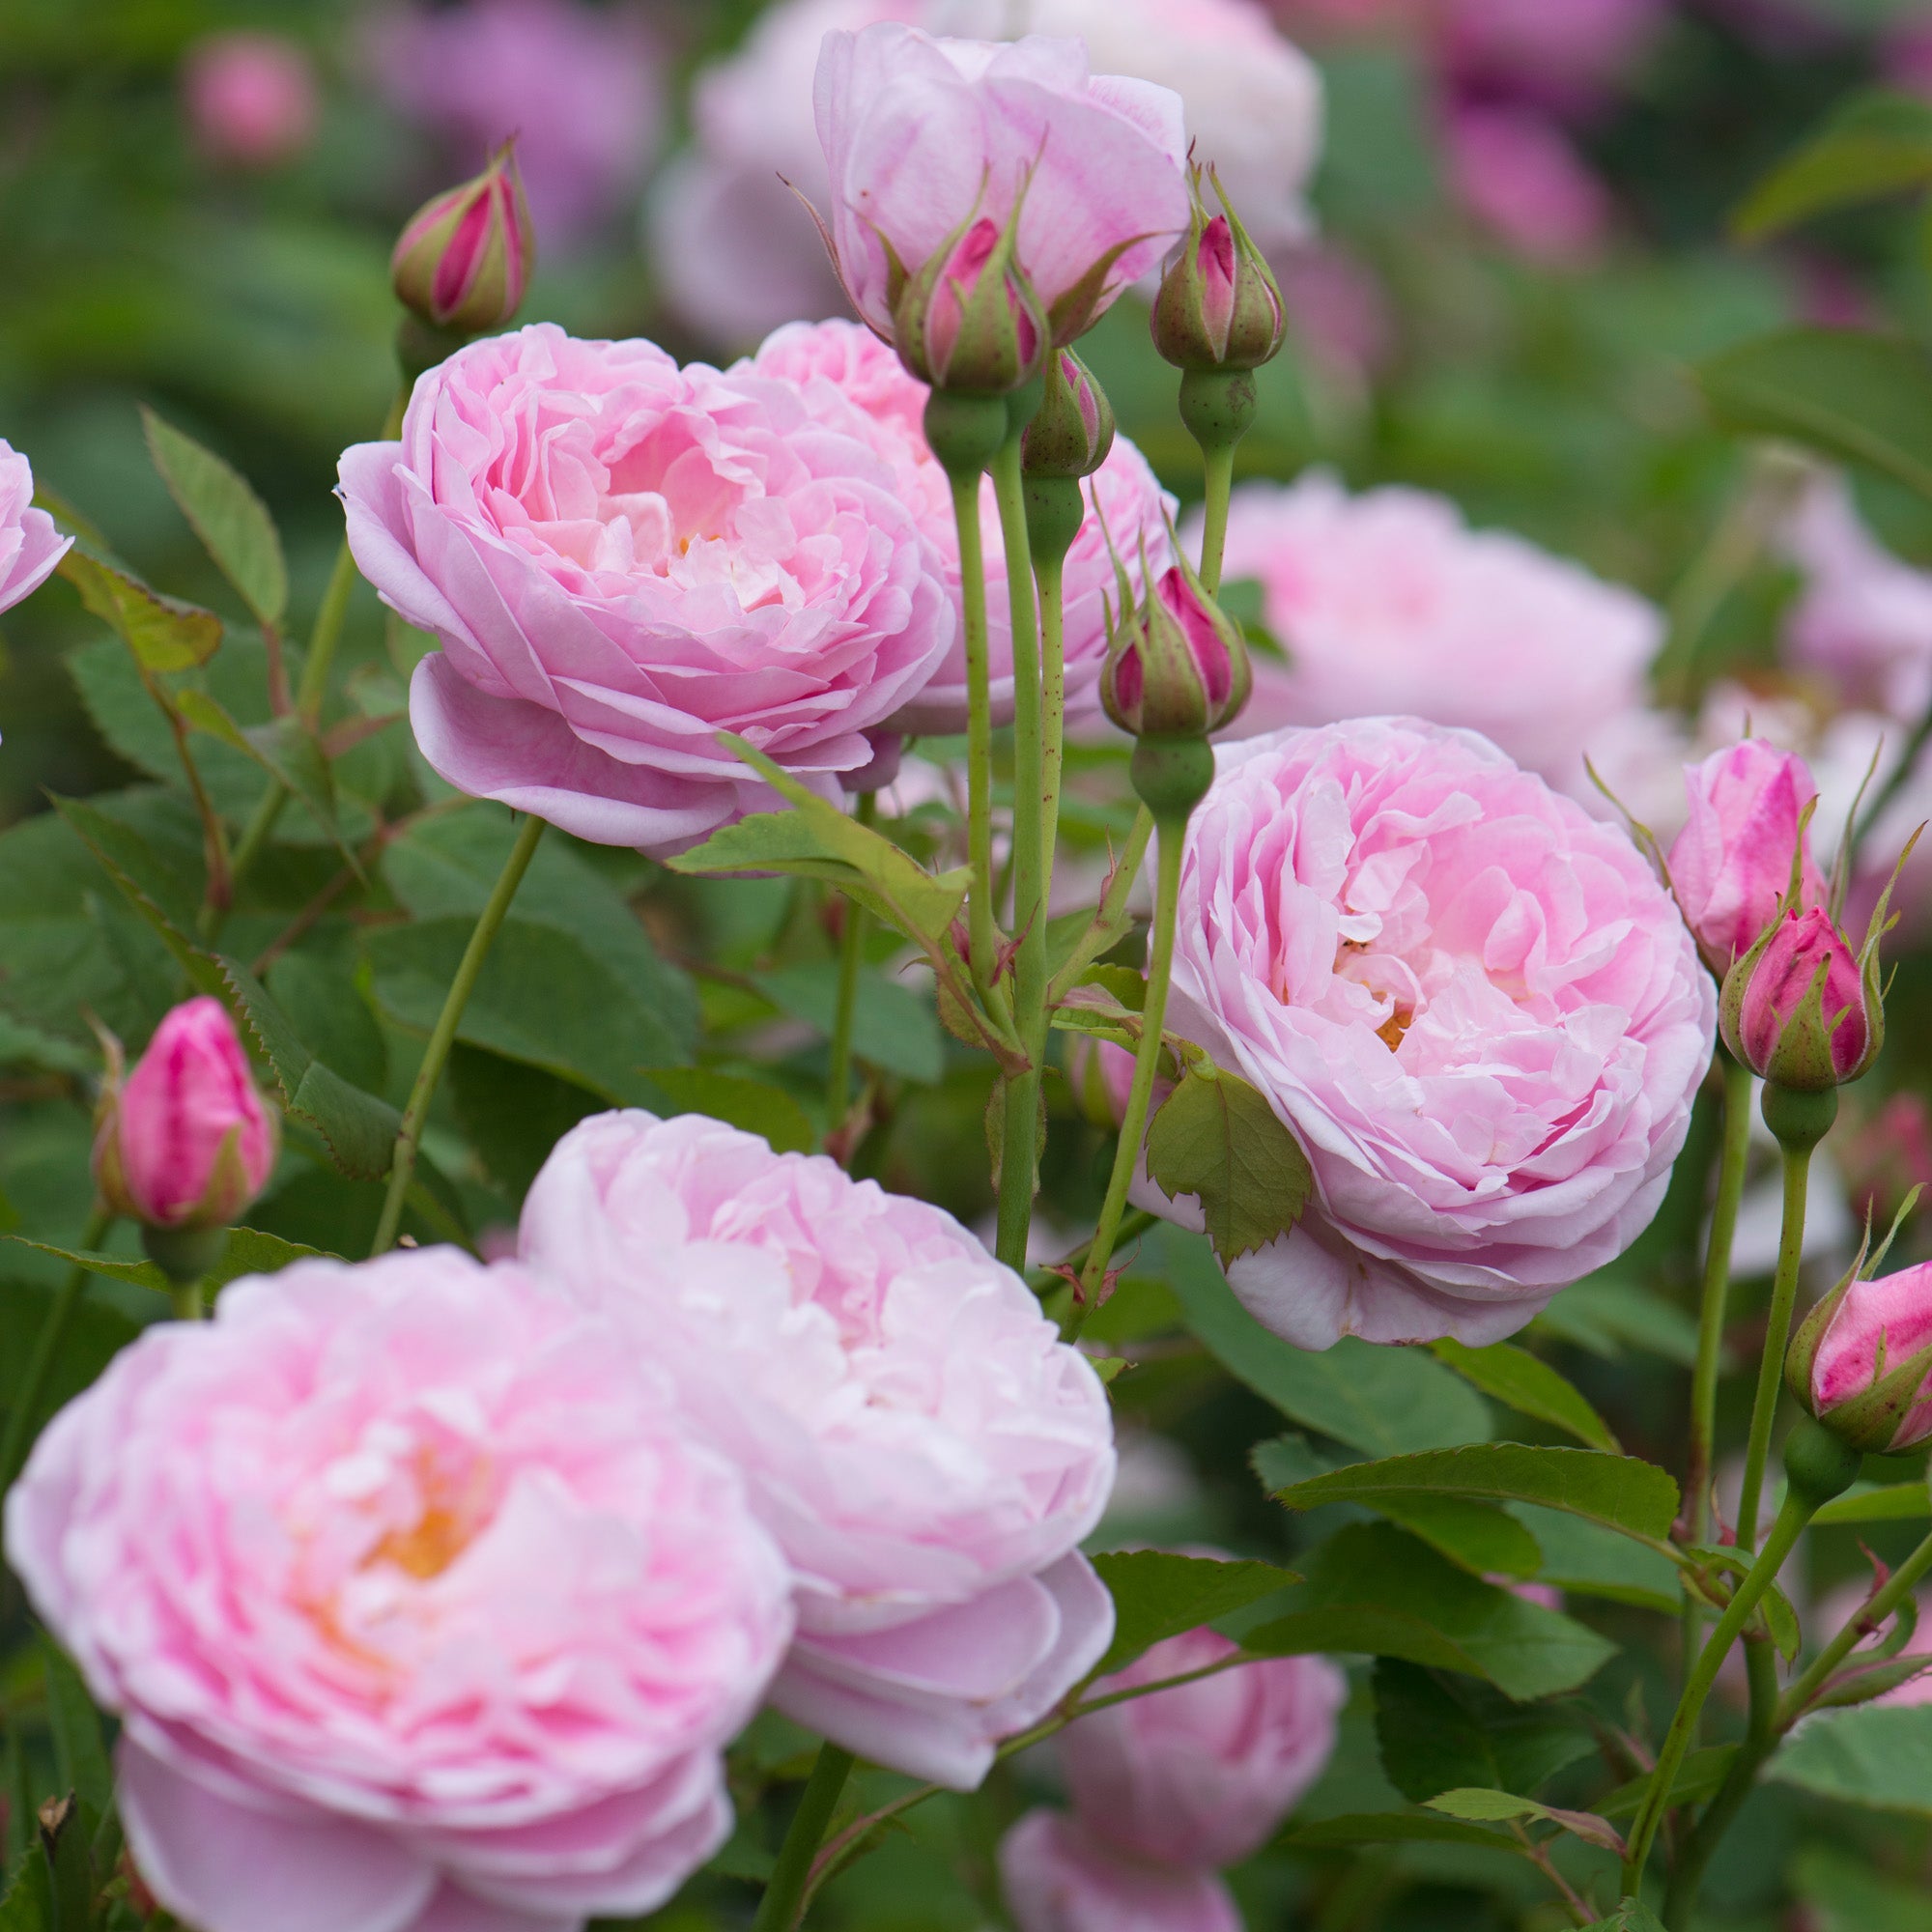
1197 441 1236 596
1622 1490 1812 1894
753 1743 855 1932
296 537 362 726
826 793 877 1123
1734 1138 1814 1555
1036 550 1067 919
949 472 1004 1014
1684 1053 1754 1662
1780 1521 1932 1720
369 813 546 1255
0 1206 112 1493
1664 1641 1780 1924
1079 817 1184 1306
991 436 1046 1273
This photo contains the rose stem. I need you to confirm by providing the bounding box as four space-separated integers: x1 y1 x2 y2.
753 1742 855 1932
1197 440 1236 595
368 812 546 1255
0 1205 112 1493
947 470 1007 1017
825 791 877 1127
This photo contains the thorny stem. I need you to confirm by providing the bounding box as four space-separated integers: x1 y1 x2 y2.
1734 1139 1813 1558
1778 1521 1932 1721
369 813 546 1255
826 793 877 1123
1036 549 1068 918
949 472 1005 1019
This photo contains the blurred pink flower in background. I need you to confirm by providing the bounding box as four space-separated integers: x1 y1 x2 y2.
1204 471 1660 805
1273 242 1397 379
1002 1811 1241 1932
1445 102 1611 262
1442 0 1666 115
370 0 661 247
0 440 72 620
1889 18 1932 96
181 31 320 168
1812 1581 1932 1707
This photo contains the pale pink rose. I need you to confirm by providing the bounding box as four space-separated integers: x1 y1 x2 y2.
751 319 1171 733
1204 473 1660 803
4 1249 793 1932
92 997 277 1231
1056 1626 1345 1867
371 0 661 246
1442 0 1665 114
1001 1810 1240 1932
1783 472 1932 720
519 1110 1119 1789
1132 719 1715 1347
1445 103 1610 263
338 323 952 856
1666 740 1827 975
1805 1264 1932 1451
814 23 1189 351
0 439 71 618
181 31 320 167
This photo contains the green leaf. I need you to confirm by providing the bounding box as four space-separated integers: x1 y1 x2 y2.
669 737 970 952
1579 1902 1665 1932
39 1643 111 1820
55 546 222 671
1595 1746 1738 1821
1285 1811 1518 1851
447 1047 609 1199
1144 1063 1314 1266
1698 329 1932 504
10 1227 338 1295
1430 1338 1619 1452
1373 1660 1597 1804
1245 1523 1617 1700
1512 1505 1684 1613
1089 1549 1299 1677
753 964 944 1085
1734 91 1932 242
0 1275 143 1456
1812 1481 1930 1526
1152 1224 1490 1456
1532 1271 1701 1366
1768 1704 1932 1813
0 1856 52 1932
1270 1444 1680 1543
141 407 287 627
1793 1843 1932 1932
1370 1494 1544 1579
1426 1787 1625 1856
175 692 356 875
640 1067 814 1155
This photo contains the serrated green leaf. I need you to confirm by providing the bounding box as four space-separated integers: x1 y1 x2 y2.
1812 1481 1930 1526
0 1853 52 1932
1768 1704 1932 1813
142 407 287 627
1144 1064 1314 1266
1286 1811 1519 1851
1270 1444 1680 1543
1794 1842 1932 1932
1595 1746 1738 1821
1511 1506 1684 1613
1426 1786 1625 1855
56 547 221 671
1373 1660 1597 1804
1245 1523 1617 1700
176 692 355 876
1089 1549 1299 1678
1734 91 1932 242
753 963 944 1085
10 1227 338 1295
1698 329 1932 503
447 1047 608 1199
640 1067 814 1155
1580 1901 1665 1932
1371 1494 1543 1579
1154 1226 1491 1456
1532 1271 1701 1366
1431 1338 1619 1452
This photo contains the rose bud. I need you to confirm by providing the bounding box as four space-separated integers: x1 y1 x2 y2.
390 139 537 338
1100 547 1252 745
1788 1259 1932 1454
893 209 1047 396
93 999 277 1269
1719 904 1878 1094
1151 164 1285 377
1024 349 1116 482
1065 1035 1136 1131
1667 738 1828 976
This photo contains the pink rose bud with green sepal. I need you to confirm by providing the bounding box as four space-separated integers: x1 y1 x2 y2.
892 209 1045 394
1789 1260 1932 1454
93 998 277 1233
1023 349 1115 481
1721 905 1876 1094
390 140 536 334
1151 165 1285 375
1100 551 1252 743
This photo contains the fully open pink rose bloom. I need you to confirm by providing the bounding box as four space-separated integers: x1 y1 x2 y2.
1002 1810 1240 1932
4 1249 793 1932
1206 474 1659 803
814 23 1190 351
1056 1628 1346 1868
0 438 71 619
1133 719 1715 1347
520 1111 1118 1788
181 31 320 167
1808 1264 1932 1450
339 324 952 856
93 996 277 1230
1666 739 1827 975
753 319 1171 732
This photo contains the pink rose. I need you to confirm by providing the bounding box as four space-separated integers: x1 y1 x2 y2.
519 1110 1118 1788
1724 905 1870 1092
751 319 1172 733
180 31 320 168
4 1248 793 1932
1133 719 1715 1347
0 438 71 618
1444 103 1611 264
1802 1264 1932 1453
369 0 661 246
92 997 277 1231
1443 0 1664 114
1666 739 1827 974
1204 473 1660 803
1001 1810 1240 1932
338 323 952 856
1056 1627 1346 1867
813 23 1189 352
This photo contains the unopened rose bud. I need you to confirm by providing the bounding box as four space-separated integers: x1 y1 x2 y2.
391 140 537 337
1023 350 1115 482
1788 1261 1932 1455
1065 1035 1136 1131
1151 165 1285 377
93 998 277 1243
894 209 1046 395
1720 905 1878 1094
1101 553 1252 746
